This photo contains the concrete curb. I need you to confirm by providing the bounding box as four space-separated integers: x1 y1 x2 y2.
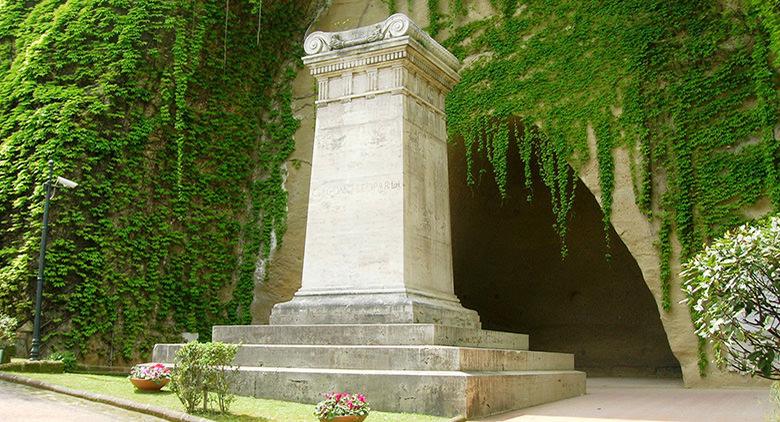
0 371 209 422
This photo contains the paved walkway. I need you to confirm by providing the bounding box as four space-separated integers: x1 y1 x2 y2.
0 379 163 421
478 378 774 422
0 376 772 421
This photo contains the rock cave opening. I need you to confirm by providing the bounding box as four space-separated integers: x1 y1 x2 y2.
448 129 681 378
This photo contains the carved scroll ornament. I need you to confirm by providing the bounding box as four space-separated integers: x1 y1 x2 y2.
304 14 415 55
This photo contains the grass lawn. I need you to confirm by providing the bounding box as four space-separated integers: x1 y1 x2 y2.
15 372 447 422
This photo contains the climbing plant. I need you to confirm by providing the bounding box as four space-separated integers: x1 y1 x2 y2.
395 0 779 375
0 0 317 363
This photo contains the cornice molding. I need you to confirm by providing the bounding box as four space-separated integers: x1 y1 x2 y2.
303 13 460 74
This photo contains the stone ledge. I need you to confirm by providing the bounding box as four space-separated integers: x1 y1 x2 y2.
210 324 529 350
74 363 132 376
153 343 572 372
0 371 208 422
228 366 585 418
270 293 481 328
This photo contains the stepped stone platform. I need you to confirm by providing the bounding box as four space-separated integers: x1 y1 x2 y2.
153 324 585 418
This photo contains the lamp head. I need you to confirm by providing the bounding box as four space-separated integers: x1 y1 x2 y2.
56 176 78 189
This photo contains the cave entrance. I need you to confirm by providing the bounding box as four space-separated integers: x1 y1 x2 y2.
448 131 681 378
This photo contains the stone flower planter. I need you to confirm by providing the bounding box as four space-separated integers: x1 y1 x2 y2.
320 416 367 422
130 377 169 391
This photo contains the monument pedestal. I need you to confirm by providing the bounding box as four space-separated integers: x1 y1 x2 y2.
269 292 480 328
270 13 480 330
154 323 585 418
154 13 585 418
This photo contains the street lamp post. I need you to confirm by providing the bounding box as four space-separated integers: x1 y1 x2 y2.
29 160 77 361
29 160 53 361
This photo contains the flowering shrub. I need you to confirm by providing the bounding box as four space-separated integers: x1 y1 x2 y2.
0 314 17 347
314 392 370 420
130 363 172 384
682 215 780 379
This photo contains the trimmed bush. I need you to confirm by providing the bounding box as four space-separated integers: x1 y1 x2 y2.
49 351 77 373
0 360 64 373
170 342 239 414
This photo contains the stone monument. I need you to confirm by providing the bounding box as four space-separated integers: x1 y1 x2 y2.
154 14 586 418
269 13 479 329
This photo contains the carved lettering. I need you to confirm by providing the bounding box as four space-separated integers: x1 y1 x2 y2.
319 135 345 151
319 179 402 196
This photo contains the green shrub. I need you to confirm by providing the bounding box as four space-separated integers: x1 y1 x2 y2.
48 351 77 373
0 314 17 348
170 342 239 414
170 343 204 413
682 215 780 379
771 381 780 422
0 360 64 373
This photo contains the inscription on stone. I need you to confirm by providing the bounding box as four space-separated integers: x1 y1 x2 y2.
319 179 402 196
319 135 345 151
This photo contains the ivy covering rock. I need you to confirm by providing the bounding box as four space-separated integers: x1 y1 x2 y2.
0 0 321 363
434 0 779 374
170 341 239 414
0 0 777 379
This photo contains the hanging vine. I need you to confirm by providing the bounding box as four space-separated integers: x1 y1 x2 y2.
396 0 780 375
0 0 317 363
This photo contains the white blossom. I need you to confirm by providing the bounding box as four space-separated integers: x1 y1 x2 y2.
681 215 780 380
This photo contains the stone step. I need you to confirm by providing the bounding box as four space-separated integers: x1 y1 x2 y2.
152 344 573 371
212 324 529 350
229 366 586 418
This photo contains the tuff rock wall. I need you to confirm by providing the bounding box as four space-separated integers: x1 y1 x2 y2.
255 0 776 387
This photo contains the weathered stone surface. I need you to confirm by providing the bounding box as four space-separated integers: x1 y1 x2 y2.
577 130 767 386
257 0 768 387
153 343 571 371
210 323 529 350
233 367 585 418
270 13 479 328
155 319 584 417
269 293 482 328
151 339 583 419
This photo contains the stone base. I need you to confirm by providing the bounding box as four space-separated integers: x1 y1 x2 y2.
211 323 529 349
153 324 585 418
233 367 584 418
269 292 481 329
